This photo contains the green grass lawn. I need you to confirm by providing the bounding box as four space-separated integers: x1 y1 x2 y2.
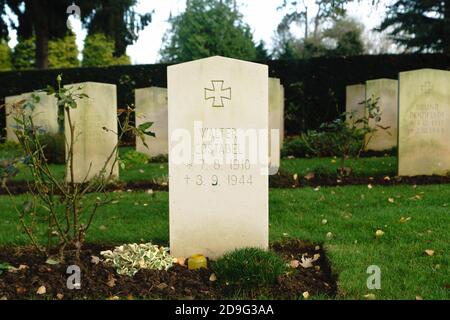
280 156 397 177
3 146 396 183
0 184 448 300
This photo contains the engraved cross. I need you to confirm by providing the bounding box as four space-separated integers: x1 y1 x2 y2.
421 81 433 94
204 80 231 107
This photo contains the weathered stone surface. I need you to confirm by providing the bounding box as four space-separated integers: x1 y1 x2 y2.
345 84 365 127
64 82 119 183
5 92 58 142
135 87 168 158
365 78 398 151
398 68 450 176
168 56 269 259
269 78 282 174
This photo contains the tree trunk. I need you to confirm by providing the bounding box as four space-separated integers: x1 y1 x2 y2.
28 0 49 69
444 0 450 54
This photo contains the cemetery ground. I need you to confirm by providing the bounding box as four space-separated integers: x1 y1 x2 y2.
0 147 449 300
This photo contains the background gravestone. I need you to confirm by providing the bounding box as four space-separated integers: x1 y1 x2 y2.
168 56 269 259
365 78 398 151
269 77 282 174
345 84 365 127
279 83 285 146
5 92 58 142
64 82 119 183
135 87 168 158
398 68 450 176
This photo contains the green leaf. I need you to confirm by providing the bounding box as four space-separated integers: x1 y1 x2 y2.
138 122 154 131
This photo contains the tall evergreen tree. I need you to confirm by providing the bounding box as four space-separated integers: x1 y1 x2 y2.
0 0 151 69
378 0 449 54
160 0 257 63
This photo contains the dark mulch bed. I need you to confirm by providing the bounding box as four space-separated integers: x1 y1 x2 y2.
0 239 336 300
3 172 450 196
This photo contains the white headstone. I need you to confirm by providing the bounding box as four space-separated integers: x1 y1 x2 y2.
168 56 269 259
269 78 282 174
365 79 398 151
398 68 450 176
64 82 119 183
135 87 168 158
5 92 58 142
345 84 365 127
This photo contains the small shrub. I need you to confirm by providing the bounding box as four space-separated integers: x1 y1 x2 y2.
149 154 168 163
37 132 65 164
0 141 23 159
120 149 149 169
101 243 174 276
281 136 310 158
212 248 288 290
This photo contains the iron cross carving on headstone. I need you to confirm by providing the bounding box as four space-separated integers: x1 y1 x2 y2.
204 80 231 107
420 81 433 95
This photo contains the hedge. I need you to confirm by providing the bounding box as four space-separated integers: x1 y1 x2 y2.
1 53 449 139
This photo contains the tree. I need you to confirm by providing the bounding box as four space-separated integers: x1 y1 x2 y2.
378 0 449 54
1 0 151 69
323 18 364 56
273 16 364 59
12 35 79 70
160 0 257 63
0 40 12 71
255 40 271 60
11 37 35 70
82 0 152 58
48 34 79 69
82 33 131 67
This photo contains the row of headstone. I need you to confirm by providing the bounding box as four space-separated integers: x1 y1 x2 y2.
4 82 119 183
4 77 285 185
346 68 450 176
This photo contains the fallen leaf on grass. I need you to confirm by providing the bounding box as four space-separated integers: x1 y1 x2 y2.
425 249 434 256
399 217 411 224
304 172 314 181
36 286 46 295
388 198 395 203
56 293 64 300
364 293 376 300
375 229 385 238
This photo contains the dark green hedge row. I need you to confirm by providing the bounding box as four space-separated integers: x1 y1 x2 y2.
1 54 449 138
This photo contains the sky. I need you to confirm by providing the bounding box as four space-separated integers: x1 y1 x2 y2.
6 0 395 65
